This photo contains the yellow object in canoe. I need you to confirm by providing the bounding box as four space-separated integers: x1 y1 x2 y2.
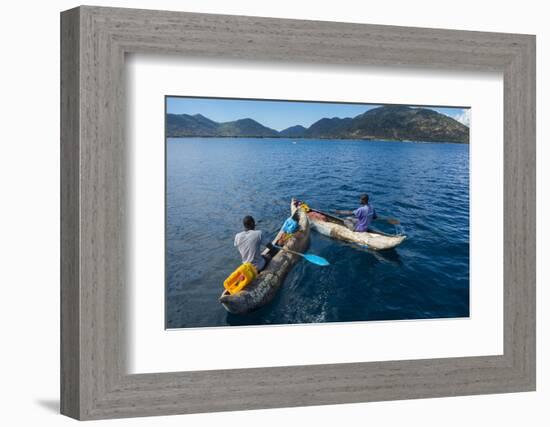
223 262 257 295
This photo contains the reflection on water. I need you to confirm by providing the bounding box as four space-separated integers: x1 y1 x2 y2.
166 138 469 328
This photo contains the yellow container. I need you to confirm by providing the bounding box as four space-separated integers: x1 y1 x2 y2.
223 263 258 295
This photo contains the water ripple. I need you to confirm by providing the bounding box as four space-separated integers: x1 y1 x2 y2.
166 138 470 328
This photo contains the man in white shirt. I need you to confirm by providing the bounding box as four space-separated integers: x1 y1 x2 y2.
234 216 267 272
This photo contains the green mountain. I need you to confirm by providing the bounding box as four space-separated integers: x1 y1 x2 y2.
279 125 307 138
216 118 279 137
343 106 469 143
166 113 218 137
166 114 278 137
304 117 354 138
166 105 469 143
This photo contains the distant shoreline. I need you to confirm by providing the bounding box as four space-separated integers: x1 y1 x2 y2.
166 135 469 144
166 106 470 144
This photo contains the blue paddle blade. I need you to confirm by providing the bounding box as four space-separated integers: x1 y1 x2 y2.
303 253 330 266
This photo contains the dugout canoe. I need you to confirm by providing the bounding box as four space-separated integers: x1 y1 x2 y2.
219 199 310 314
306 206 406 251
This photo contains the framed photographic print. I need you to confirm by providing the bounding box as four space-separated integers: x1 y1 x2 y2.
61 6 536 420
164 96 469 328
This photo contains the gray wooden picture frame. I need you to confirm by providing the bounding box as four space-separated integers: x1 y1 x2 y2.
60 5 536 420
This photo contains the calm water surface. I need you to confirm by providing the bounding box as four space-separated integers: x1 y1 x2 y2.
166 138 469 328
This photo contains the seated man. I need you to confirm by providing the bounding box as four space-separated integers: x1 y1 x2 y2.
340 194 378 232
234 215 273 272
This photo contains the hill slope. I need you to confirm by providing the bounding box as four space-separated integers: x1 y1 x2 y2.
279 125 307 138
344 106 469 143
166 105 469 143
166 114 279 137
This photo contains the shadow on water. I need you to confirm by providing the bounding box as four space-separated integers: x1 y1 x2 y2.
224 290 284 327
167 138 470 327
224 260 310 326
367 247 404 267
348 241 403 266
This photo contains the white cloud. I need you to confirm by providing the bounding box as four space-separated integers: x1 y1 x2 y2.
453 110 471 127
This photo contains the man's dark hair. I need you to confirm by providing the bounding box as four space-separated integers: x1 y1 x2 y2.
360 194 369 205
243 215 255 230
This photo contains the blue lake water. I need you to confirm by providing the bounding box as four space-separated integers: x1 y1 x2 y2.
166 138 469 328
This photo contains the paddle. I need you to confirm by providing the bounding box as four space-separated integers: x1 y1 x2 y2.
273 244 330 266
385 218 401 225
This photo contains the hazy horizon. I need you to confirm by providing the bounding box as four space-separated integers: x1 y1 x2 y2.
166 97 470 131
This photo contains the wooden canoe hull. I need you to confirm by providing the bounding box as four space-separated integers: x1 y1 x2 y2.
309 215 406 250
219 199 310 314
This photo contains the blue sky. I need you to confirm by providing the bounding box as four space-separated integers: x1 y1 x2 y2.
166 97 470 131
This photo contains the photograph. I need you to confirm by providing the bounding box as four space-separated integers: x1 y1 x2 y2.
165 96 471 328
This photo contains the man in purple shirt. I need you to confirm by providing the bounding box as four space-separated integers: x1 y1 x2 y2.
340 194 378 232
